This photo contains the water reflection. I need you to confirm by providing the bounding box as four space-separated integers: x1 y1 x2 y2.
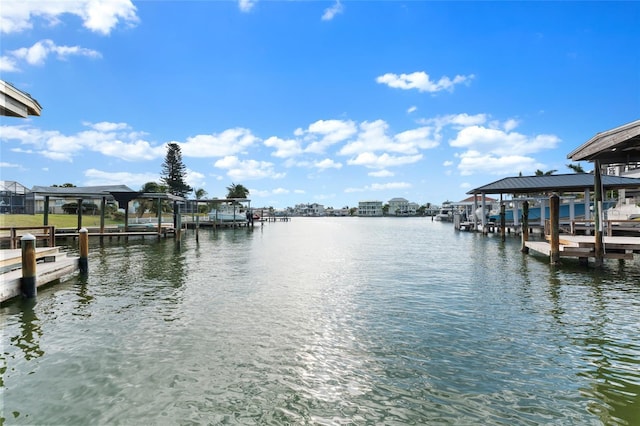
73 274 94 317
9 299 44 361
1 219 639 424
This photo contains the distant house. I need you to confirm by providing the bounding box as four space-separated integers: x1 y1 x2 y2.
293 203 325 216
458 195 497 205
388 197 409 216
358 200 383 217
0 180 30 214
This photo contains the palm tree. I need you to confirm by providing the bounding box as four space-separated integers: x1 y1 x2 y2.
226 183 249 199
535 169 558 176
566 163 585 173
194 188 208 213
138 181 168 217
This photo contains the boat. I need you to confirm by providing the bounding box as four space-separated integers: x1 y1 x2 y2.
208 204 248 223
434 202 455 221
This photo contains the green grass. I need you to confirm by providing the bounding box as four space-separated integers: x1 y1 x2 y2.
0 214 122 228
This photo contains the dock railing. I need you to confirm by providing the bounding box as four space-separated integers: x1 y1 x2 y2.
570 219 640 236
0 226 56 249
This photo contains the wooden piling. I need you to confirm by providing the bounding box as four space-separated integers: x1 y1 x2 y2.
21 233 37 298
549 193 560 265
79 228 89 274
500 203 506 241
520 201 529 253
593 162 604 267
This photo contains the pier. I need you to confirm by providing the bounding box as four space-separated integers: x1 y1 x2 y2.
0 246 79 302
524 235 640 261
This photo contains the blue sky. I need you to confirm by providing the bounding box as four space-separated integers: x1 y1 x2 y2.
1 0 639 209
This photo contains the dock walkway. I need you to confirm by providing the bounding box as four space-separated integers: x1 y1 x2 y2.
524 235 640 260
0 247 79 302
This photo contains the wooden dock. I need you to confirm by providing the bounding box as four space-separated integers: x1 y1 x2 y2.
0 247 79 303
524 235 640 261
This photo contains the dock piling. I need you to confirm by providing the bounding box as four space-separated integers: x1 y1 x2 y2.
20 233 37 298
79 228 89 274
550 193 560 265
520 201 529 253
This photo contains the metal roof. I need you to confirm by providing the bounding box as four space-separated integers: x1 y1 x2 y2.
467 173 640 195
30 185 135 197
29 185 184 201
567 119 640 164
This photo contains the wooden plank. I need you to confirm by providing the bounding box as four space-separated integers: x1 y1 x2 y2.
0 247 60 268
524 241 551 256
1 254 79 302
604 252 634 260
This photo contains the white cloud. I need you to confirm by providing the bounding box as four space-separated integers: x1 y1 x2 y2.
369 170 394 177
322 1 344 21
0 56 19 72
238 0 257 12
0 0 139 35
338 120 394 155
0 162 20 168
347 152 423 169
503 118 519 132
9 39 101 67
264 136 303 158
314 158 342 170
302 119 357 154
0 122 164 162
376 71 474 93
83 168 159 187
185 169 206 190
94 138 164 161
421 113 488 130
345 181 411 193
338 120 439 157
450 125 560 156
88 121 130 132
181 128 259 158
407 106 417 114
214 156 286 181
394 127 439 150
457 150 543 176
443 160 454 167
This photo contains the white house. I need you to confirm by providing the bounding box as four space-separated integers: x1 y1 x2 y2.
293 203 325 216
358 200 383 216
388 197 409 216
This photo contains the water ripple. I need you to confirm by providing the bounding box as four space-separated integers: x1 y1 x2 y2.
1 218 639 425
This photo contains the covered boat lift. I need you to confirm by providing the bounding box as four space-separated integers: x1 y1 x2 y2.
28 185 185 236
567 119 640 266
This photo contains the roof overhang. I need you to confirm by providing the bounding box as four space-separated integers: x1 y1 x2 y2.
29 185 185 202
567 119 640 164
0 80 42 118
468 173 640 196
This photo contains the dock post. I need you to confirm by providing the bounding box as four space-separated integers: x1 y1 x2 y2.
195 214 199 242
520 201 529 253
593 162 604 267
549 193 560 265
79 228 89 274
21 233 37 298
500 203 506 242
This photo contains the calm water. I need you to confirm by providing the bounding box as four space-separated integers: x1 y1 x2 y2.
1 218 639 425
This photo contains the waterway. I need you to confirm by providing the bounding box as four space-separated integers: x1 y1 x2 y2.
1 218 639 425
